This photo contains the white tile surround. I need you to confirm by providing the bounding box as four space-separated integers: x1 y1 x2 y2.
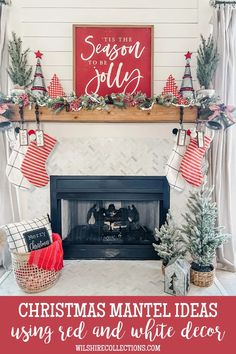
17 122 193 223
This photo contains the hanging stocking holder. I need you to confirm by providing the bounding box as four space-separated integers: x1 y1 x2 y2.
19 106 28 146
177 106 187 146
196 109 205 148
35 104 45 147
197 127 205 148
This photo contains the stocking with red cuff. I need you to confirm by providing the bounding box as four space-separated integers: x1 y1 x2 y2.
180 135 212 187
21 133 57 188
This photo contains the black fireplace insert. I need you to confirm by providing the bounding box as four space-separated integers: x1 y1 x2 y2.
50 176 170 260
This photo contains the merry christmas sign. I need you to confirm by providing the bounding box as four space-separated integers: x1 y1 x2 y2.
73 25 153 96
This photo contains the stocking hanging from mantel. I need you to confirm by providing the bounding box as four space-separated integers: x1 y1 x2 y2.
21 134 57 188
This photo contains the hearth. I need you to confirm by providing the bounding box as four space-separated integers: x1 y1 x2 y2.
50 176 170 260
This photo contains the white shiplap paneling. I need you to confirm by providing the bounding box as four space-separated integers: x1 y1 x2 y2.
21 8 198 24
21 0 198 9
23 23 199 38
11 0 200 95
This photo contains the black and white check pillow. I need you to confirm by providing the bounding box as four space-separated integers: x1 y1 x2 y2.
4 215 52 253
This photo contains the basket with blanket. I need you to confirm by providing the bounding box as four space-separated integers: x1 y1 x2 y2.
2 216 63 293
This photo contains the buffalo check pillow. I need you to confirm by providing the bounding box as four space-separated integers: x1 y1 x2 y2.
4 215 52 253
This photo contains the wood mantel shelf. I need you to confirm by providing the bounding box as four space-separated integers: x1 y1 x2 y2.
11 105 197 123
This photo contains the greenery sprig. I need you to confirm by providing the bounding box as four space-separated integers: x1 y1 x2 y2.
8 32 32 88
16 91 193 112
196 34 219 89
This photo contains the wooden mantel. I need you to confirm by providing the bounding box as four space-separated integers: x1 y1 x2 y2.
11 104 197 123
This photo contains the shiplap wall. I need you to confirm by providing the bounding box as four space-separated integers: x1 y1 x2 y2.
8 0 212 95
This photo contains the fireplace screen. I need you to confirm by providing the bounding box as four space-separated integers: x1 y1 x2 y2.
50 176 169 259
62 199 159 246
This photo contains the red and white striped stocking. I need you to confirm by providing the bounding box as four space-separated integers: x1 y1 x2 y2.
179 135 212 187
21 133 57 187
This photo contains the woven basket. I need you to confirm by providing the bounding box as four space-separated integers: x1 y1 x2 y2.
190 268 214 287
11 251 60 293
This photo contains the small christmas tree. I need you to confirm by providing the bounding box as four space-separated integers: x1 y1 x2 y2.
47 74 65 98
181 183 229 271
196 34 219 89
153 211 186 266
180 51 195 99
7 32 32 87
162 75 181 99
31 51 47 96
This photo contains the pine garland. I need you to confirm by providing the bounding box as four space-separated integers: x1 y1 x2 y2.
7 32 32 87
7 90 196 111
181 183 229 267
196 34 219 89
153 211 186 265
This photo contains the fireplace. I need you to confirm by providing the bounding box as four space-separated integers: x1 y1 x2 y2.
50 176 170 260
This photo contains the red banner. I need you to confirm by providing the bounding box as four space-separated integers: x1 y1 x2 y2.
0 296 235 354
73 26 153 97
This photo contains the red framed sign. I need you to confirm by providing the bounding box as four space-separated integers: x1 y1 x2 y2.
73 25 153 97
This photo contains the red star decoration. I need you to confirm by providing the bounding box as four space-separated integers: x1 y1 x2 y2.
34 50 43 59
185 51 192 60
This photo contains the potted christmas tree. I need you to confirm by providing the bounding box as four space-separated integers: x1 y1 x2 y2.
153 211 186 274
181 183 229 287
196 34 219 98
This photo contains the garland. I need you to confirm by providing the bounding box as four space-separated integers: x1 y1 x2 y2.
8 90 200 113
0 90 235 126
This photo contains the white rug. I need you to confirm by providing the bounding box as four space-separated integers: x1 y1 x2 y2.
0 260 230 296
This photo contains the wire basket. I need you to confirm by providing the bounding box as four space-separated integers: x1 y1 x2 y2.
190 268 214 287
11 251 61 293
